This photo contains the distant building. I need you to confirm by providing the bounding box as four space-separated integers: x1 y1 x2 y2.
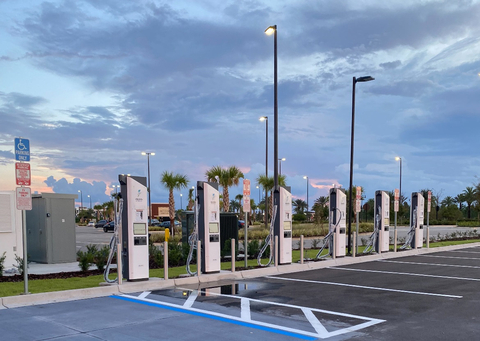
151 203 169 221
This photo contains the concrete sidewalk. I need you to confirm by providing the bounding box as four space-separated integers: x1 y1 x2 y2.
2 241 480 310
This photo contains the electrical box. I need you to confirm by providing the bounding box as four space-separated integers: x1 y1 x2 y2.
197 181 221 273
329 188 346 257
275 186 292 264
374 190 390 253
410 192 424 248
120 175 149 281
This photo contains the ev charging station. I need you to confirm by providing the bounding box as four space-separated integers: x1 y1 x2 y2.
374 190 390 253
410 192 425 248
274 186 292 264
119 175 149 281
329 187 346 257
197 181 221 273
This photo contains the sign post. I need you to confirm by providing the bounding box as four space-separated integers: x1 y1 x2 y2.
394 189 399 252
14 137 32 295
243 179 250 268
355 186 361 255
427 191 431 248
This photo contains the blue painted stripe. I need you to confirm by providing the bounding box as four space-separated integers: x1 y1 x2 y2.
111 295 316 340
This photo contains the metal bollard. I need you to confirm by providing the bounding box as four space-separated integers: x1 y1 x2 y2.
274 235 279 267
426 226 430 249
164 241 168 280
197 240 201 277
394 229 397 252
332 233 336 259
300 235 304 264
117 243 122 285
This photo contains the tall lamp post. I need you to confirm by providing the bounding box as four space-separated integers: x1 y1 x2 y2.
87 195 91 209
78 190 83 210
303 176 309 212
265 25 280 252
278 158 286 176
395 157 402 204
180 193 183 210
141 152 155 222
347 75 375 255
259 116 269 229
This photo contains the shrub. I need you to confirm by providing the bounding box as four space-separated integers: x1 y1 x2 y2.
93 246 110 272
168 242 184 267
149 242 164 268
293 213 307 222
0 252 6 276
13 254 28 275
247 240 261 258
77 250 94 272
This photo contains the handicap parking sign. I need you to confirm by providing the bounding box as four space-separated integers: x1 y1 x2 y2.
15 138 30 161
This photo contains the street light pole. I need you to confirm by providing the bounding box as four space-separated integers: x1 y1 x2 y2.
396 157 402 204
180 193 183 210
347 75 374 255
278 158 286 176
88 195 91 209
141 152 155 222
303 176 309 212
265 25 280 261
78 190 83 210
259 116 268 230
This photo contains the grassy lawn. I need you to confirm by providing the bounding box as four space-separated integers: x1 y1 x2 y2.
2 238 480 298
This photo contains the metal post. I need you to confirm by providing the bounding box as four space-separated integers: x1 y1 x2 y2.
427 210 430 249
332 233 336 260
356 211 359 256
117 242 122 285
352 232 356 258
244 212 248 269
231 239 235 272
265 118 268 234
197 240 201 276
274 235 278 267
300 235 304 264
164 241 168 280
22 209 28 294
347 77 356 255
394 211 397 252
147 154 151 220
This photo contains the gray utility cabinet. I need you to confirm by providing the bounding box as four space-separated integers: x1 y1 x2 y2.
26 193 78 263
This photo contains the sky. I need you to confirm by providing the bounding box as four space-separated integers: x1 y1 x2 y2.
1 0 480 210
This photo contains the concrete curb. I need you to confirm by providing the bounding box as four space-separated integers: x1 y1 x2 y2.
3 241 480 308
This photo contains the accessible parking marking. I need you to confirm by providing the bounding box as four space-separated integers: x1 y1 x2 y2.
266 276 462 299
113 289 385 340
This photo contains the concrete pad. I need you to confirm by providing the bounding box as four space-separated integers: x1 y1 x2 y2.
198 271 243 283
174 275 200 286
0 298 4 309
240 266 279 279
118 277 173 294
2 285 120 308
276 263 310 275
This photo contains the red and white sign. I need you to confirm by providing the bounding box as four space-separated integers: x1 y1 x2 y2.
394 189 399 212
355 186 361 213
15 162 31 186
16 187 32 210
243 179 251 212
427 191 431 213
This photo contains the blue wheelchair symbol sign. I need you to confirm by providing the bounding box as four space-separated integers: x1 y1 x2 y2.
15 138 30 161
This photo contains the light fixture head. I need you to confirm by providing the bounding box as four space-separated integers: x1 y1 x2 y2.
303 176 308 180
259 116 267 122
265 26 276 35
151 152 155 156
356 76 375 83
395 156 401 161
141 152 146 155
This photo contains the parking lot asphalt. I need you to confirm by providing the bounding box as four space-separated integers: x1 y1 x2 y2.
2 243 480 340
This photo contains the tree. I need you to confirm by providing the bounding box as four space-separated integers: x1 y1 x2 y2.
292 199 307 214
312 196 329 226
160 171 189 236
256 174 287 221
462 187 476 219
205 165 244 213
187 188 195 211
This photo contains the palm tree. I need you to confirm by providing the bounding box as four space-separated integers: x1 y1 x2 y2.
462 187 476 219
441 196 456 207
160 171 189 236
186 188 195 211
205 165 244 213
256 174 287 221
292 199 307 214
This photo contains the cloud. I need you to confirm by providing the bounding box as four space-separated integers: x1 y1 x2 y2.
44 176 110 205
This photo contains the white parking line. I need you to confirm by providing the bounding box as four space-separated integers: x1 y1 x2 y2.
380 259 480 269
329 266 480 282
266 276 462 299
138 291 150 299
183 290 198 308
450 250 480 254
419 254 480 260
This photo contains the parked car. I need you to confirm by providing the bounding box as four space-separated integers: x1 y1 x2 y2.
95 220 108 228
103 221 115 233
238 220 245 229
149 219 160 226
159 220 181 228
87 221 95 227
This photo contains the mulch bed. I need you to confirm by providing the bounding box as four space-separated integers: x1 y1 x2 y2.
0 269 110 283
